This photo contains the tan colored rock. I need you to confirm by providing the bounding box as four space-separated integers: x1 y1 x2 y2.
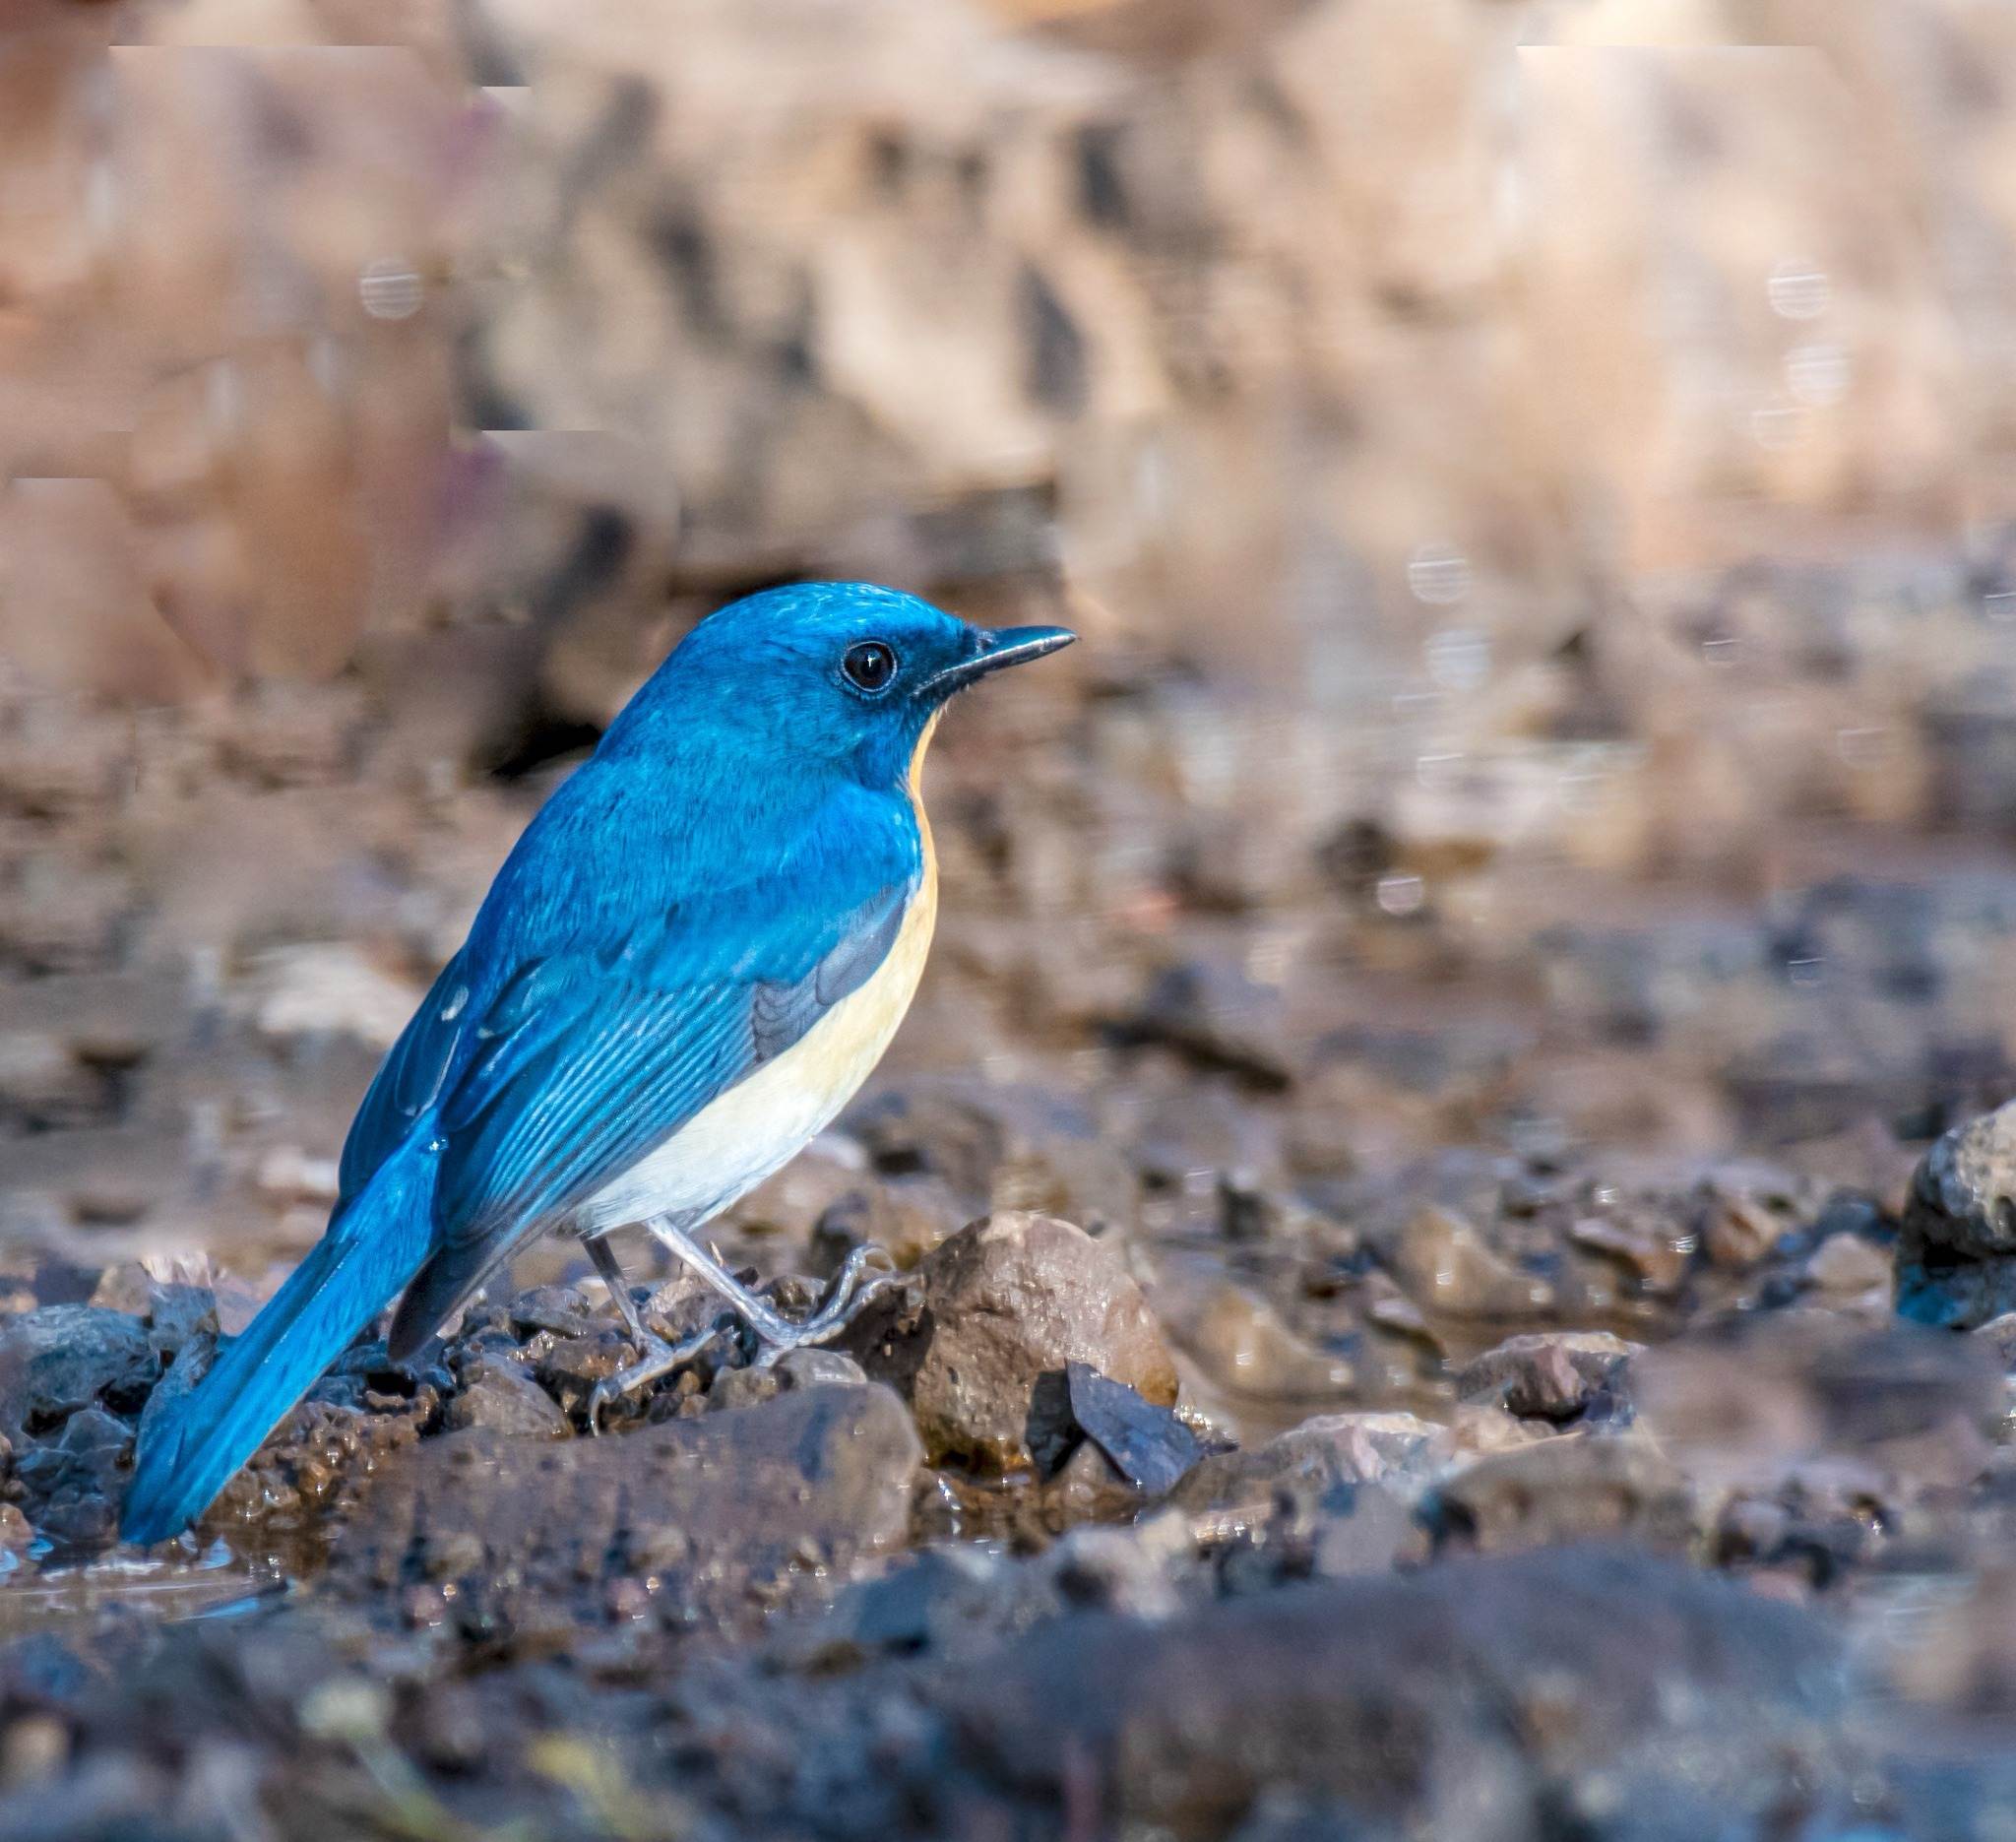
1168 1280 1355 1405
850 1211 1177 1470
1387 1204 1555 1320
1172 1411 1452 1519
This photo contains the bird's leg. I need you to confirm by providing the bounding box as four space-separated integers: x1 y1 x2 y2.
584 1233 654 1345
580 1233 727 1433
640 1216 895 1369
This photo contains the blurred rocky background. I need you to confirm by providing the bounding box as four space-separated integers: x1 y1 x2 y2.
12 0 2016 1837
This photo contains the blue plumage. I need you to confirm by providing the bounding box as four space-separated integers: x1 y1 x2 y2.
122 1141 437 1544
122 584 1073 1543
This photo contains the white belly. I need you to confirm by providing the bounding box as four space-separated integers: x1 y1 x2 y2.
574 874 936 1236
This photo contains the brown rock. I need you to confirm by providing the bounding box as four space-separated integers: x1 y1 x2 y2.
809 1176 966 1275
848 1212 1177 1470
1566 1204 1696 1300
1803 1232 1891 1307
326 1381 922 1628
1457 1331 1641 1423
1701 1186 1786 1271
1387 1204 1554 1319
1173 1412 1451 1520
440 1356 570 1439
1171 1280 1356 1404
1425 1437 1696 1557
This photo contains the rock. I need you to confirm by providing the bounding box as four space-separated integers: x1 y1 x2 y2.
1027 1361 1204 1495
847 1213 1177 1471
707 1365 786 1413
847 1084 1142 1236
1634 1312 1997 1496
1040 1522 1185 1620
85 1268 218 1361
1174 1413 1452 1521
134 1328 215 1453
507 1286 598 1340
1566 1199 1696 1300
774 1348 867 1391
1421 1438 1695 1557
1165 1280 1357 1404
1700 1180 1793 1271
809 1177 966 1274
1972 1310 2016 1370
16 1407 134 1547
1037 1433 1152 1529
775 1543 1038 1672
1802 1230 1892 1307
207 1398 427 1533
945 1548 1846 1838
1308 1482 1418 1579
1451 1402 1551 1462
1457 1332 1641 1425
325 1382 922 1631
1898 1100 2016 1327
638 1273 736 1347
1385 1205 1555 1319
532 1328 638 1416
710 1348 864 1414
440 1356 570 1439
0 1305 156 1439
141 1283 219 1363
1126 955 1295 1089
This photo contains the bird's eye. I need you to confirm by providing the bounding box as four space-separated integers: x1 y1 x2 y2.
842 640 899 693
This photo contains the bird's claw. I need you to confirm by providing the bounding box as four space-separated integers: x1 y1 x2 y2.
584 1243 898 1426
584 1317 726 1435
749 1242 896 1369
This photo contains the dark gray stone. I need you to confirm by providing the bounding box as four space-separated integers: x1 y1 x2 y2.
0 1304 155 1439
1029 1360 1203 1494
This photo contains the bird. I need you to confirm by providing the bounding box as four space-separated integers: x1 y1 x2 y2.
121 582 1075 1543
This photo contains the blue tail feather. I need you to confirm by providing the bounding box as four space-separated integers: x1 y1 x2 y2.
121 1142 437 1545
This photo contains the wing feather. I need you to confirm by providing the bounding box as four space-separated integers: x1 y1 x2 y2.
337 950 472 1206
383 878 916 1354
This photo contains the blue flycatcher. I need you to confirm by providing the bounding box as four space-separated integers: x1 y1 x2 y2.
123 582 1074 1543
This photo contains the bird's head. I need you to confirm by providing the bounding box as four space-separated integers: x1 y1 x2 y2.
633 582 1075 789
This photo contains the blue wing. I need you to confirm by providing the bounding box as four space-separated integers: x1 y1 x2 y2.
376 864 916 1359
437 880 909 1237
337 950 472 1207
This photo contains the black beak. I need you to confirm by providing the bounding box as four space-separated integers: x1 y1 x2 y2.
924 624 1077 698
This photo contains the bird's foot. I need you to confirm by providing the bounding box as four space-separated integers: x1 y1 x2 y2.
585 1315 728 1435
748 1243 896 1369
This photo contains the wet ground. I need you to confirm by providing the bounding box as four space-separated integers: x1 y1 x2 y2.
8 543 2016 1838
